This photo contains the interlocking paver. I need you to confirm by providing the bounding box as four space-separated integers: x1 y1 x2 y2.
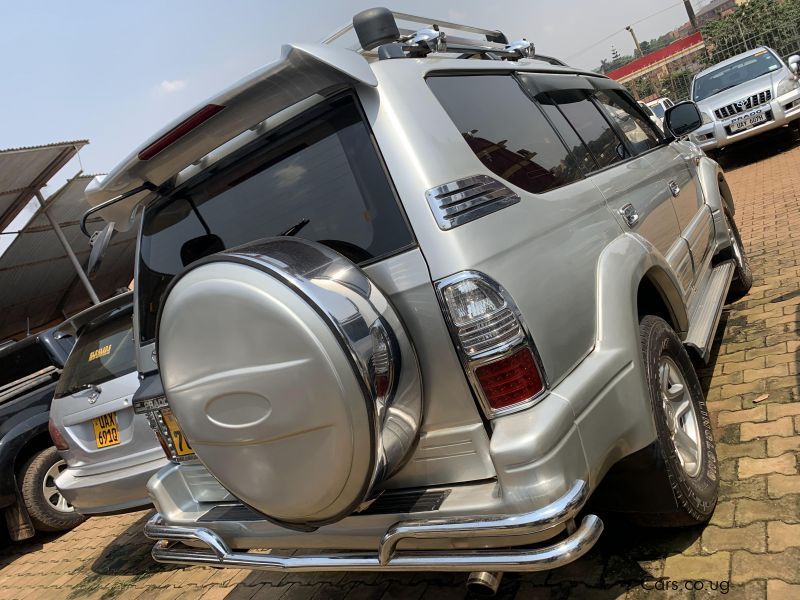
2 129 800 600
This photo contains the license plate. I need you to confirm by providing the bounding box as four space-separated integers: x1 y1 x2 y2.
160 408 194 457
92 412 120 449
730 110 767 132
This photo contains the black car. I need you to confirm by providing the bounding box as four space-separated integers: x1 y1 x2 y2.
0 328 84 541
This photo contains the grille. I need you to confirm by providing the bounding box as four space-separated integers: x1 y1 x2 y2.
425 175 519 231
714 89 772 119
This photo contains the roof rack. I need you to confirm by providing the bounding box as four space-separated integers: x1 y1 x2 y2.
323 8 566 65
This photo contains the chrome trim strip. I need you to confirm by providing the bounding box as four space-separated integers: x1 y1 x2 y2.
144 480 602 572
425 175 520 231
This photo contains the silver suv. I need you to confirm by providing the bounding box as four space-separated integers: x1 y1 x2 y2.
83 9 751 594
692 46 800 154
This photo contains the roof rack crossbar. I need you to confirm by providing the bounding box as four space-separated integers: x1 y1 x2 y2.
322 9 506 47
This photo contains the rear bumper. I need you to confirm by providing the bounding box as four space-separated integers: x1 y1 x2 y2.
55 456 166 515
144 480 603 572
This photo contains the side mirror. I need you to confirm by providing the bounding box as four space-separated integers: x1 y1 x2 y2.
664 101 703 138
789 55 800 75
87 222 115 279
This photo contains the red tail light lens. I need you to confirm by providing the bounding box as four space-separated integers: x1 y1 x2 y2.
475 348 543 411
48 418 69 451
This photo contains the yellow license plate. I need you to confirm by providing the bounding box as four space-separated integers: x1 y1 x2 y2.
92 412 120 449
160 408 194 457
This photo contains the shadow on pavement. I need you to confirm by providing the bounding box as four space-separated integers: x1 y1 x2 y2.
89 510 174 577
715 125 799 171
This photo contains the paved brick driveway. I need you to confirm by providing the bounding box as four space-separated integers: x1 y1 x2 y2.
2 131 800 600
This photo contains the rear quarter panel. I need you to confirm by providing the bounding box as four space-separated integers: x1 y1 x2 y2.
363 62 623 385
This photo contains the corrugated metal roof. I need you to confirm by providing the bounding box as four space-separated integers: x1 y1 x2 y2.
0 174 137 342
0 140 88 230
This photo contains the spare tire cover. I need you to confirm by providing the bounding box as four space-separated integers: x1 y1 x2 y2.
157 238 422 528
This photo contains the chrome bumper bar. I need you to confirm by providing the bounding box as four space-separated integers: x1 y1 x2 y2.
144 480 603 572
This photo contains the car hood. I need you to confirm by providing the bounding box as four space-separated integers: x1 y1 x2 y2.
696 70 783 112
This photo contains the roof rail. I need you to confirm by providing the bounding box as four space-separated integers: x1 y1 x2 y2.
323 8 559 64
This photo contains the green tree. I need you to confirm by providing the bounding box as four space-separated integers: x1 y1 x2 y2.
703 0 800 63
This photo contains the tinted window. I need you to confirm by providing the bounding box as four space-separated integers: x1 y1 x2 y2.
0 343 54 388
138 95 414 343
651 104 666 119
537 96 597 173
55 316 135 398
552 89 626 169
595 90 660 155
427 75 582 195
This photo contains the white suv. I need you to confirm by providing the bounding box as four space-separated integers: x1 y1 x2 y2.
692 46 800 154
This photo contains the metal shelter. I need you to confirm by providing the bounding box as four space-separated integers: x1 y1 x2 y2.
0 143 138 342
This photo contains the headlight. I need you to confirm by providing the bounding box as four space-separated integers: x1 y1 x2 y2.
701 112 713 125
777 76 799 96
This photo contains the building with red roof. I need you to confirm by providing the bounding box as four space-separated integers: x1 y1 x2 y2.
607 32 706 85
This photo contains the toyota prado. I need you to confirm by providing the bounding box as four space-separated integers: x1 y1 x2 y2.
82 8 751 594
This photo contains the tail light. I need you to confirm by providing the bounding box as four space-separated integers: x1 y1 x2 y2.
48 418 69 451
437 272 546 418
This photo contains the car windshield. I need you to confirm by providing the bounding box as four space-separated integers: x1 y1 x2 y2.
54 314 135 398
137 94 414 344
693 50 782 101
650 104 665 119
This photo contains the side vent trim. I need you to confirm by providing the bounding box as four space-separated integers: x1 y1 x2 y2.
425 175 520 230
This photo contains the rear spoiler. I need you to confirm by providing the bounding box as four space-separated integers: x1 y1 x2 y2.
85 43 377 231
57 291 134 337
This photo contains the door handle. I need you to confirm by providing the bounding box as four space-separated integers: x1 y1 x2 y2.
619 203 639 228
669 180 681 197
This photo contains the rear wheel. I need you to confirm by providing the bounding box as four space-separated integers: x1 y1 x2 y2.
20 447 84 533
630 316 719 527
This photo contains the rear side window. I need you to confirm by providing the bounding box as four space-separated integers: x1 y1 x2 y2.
55 316 135 398
427 75 583 195
536 95 598 174
549 89 626 170
594 90 661 154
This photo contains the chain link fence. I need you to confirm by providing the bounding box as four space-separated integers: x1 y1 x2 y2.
625 2 800 103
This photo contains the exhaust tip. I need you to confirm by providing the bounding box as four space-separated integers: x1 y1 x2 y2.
466 571 503 597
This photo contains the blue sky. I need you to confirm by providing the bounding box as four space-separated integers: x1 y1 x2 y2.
1 1 696 176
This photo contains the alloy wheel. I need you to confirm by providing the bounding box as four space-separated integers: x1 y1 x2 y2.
659 357 703 478
42 460 74 513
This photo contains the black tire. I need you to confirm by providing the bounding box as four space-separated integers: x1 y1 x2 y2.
19 447 84 533
629 316 719 527
723 208 752 302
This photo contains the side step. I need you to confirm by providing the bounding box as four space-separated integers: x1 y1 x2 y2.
684 260 735 362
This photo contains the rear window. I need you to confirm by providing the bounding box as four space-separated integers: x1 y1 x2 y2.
137 94 414 343
427 74 583 195
55 316 135 398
